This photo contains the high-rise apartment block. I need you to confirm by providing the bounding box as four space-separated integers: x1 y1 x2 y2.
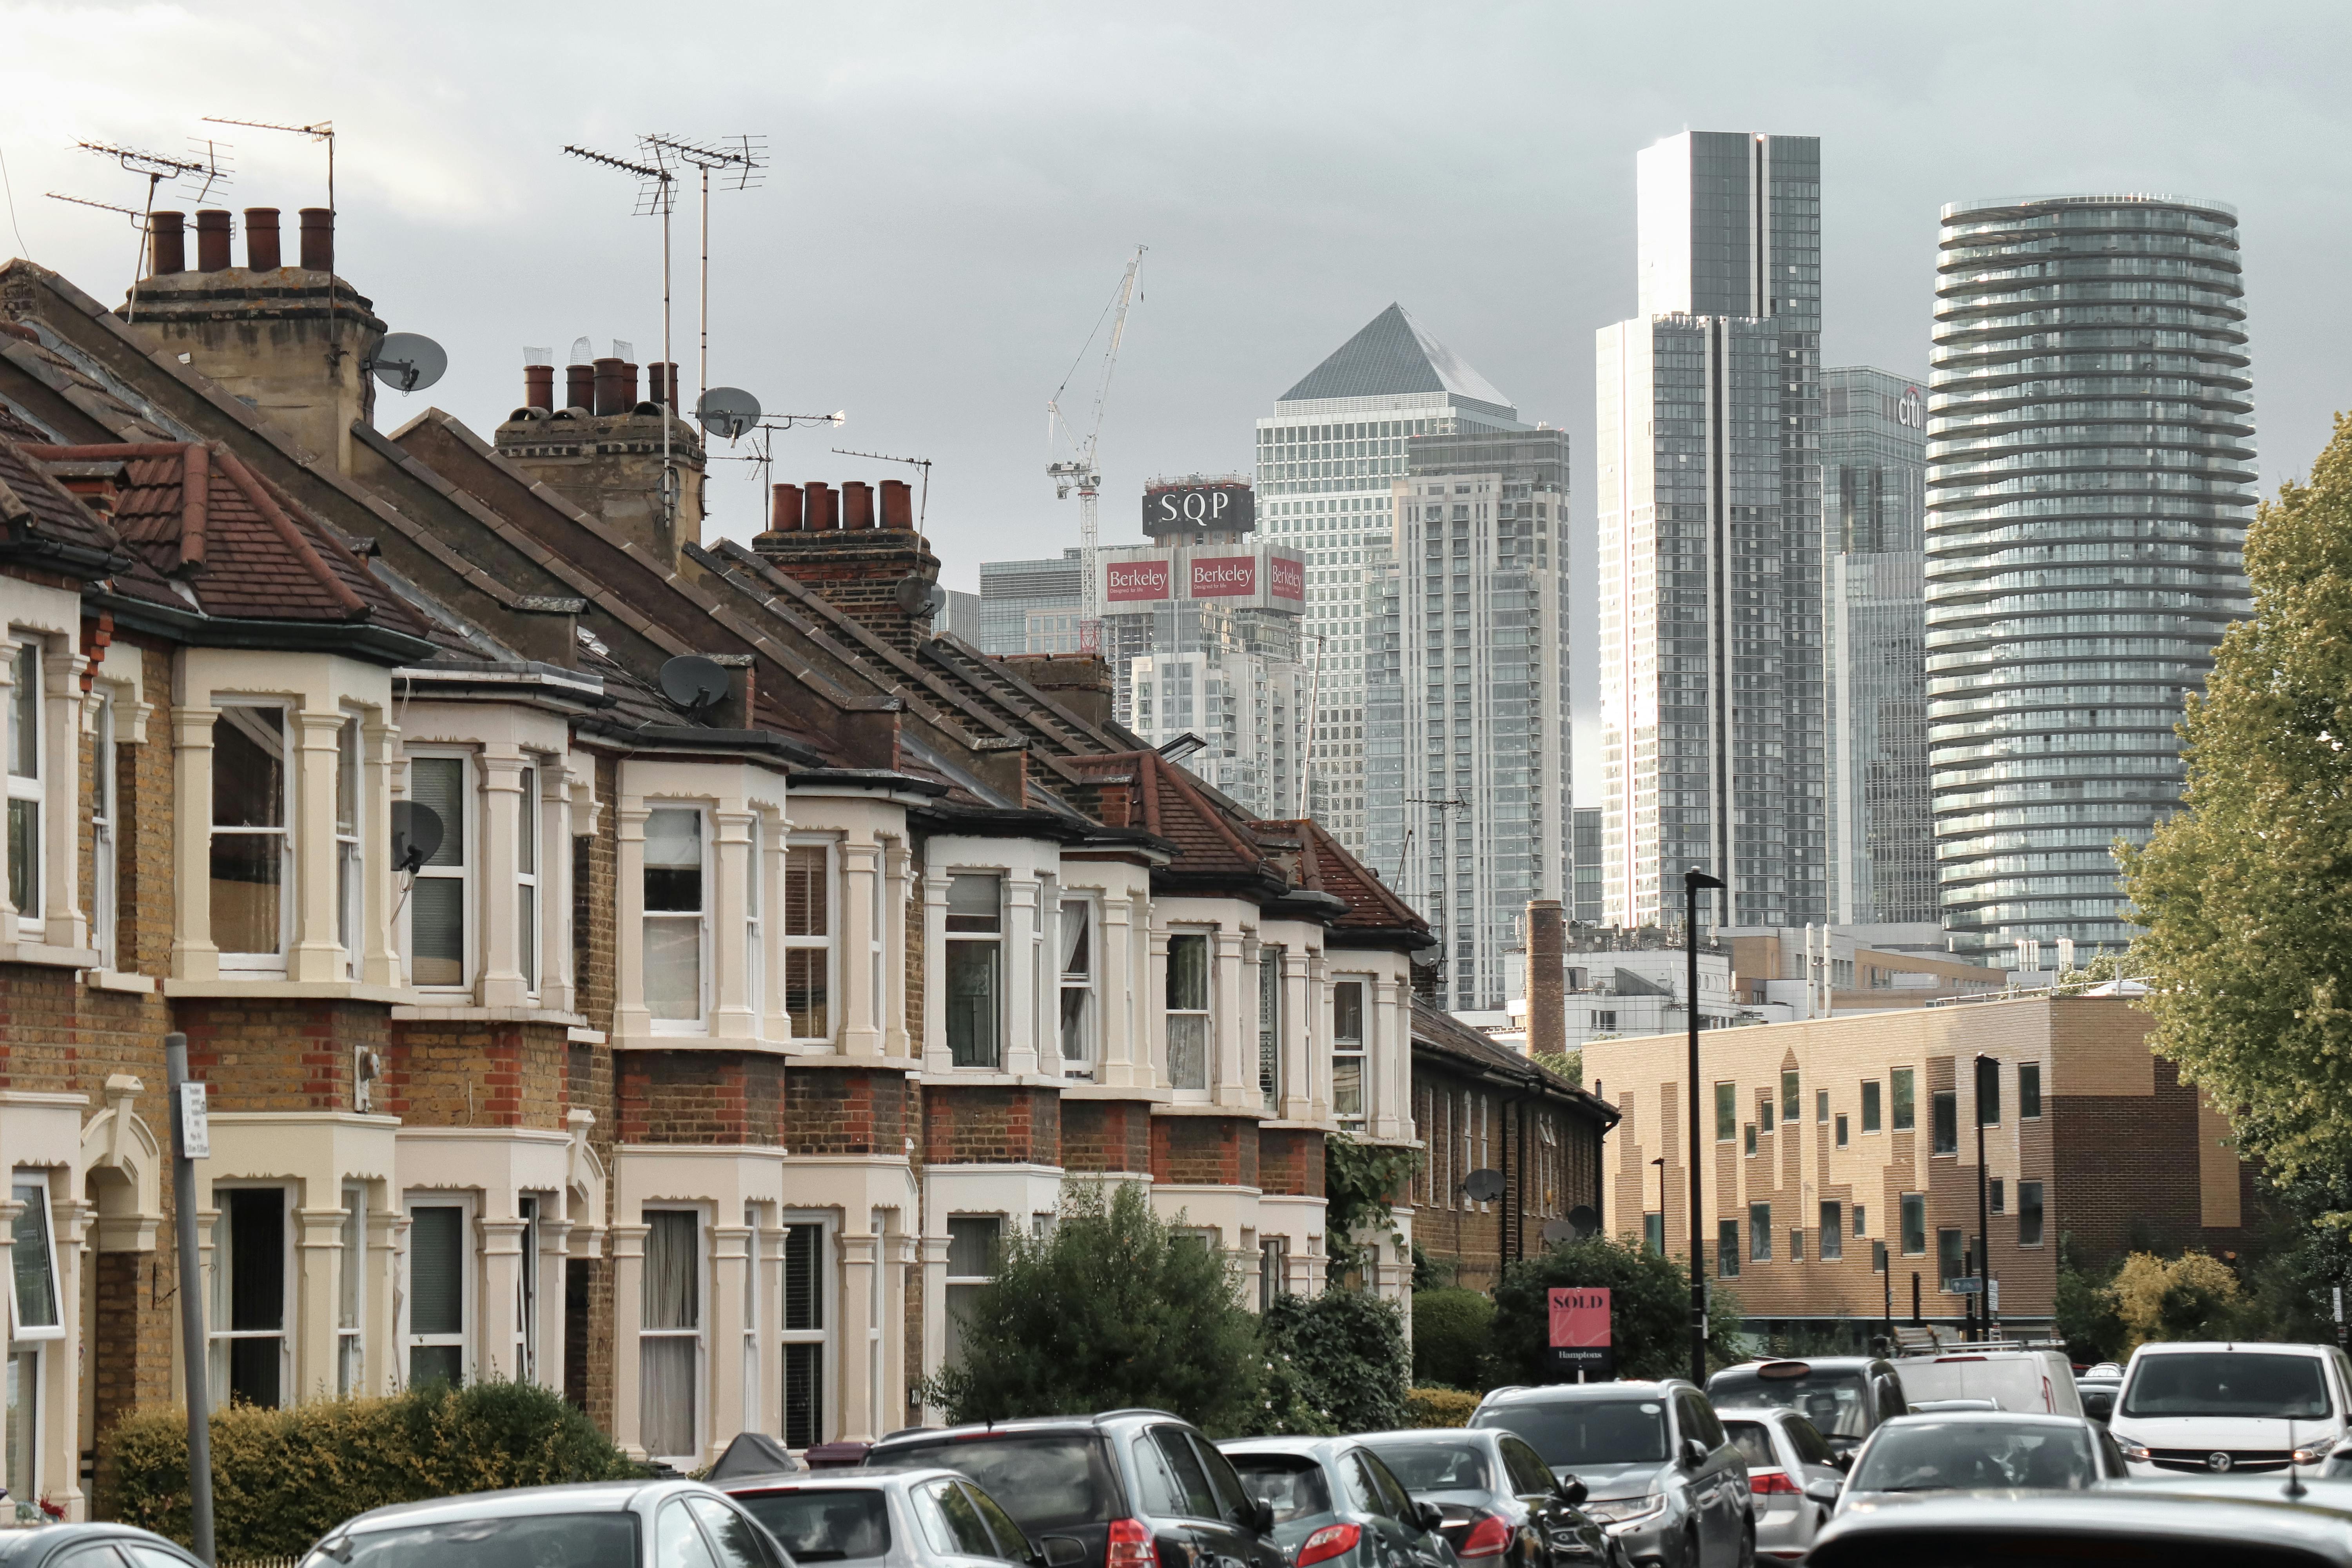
1258 305 1528 855
1824 367 1934 924
1366 429 1571 1011
1927 194 2254 964
976 550 1082 654
1595 131 1824 930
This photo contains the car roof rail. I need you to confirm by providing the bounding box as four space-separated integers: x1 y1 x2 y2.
1482 1386 1526 1400
1093 1408 1180 1423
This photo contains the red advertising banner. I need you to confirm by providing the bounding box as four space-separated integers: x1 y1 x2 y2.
1190 555 1258 597
1269 554 1304 601
1548 1287 1613 1376
1107 559 1172 602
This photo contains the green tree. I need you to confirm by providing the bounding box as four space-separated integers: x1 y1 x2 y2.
1325 1134 1420 1285
1411 1287 1495 1390
1485 1238 1742 1385
921 1182 1265 1434
1259 1289 1411 1436
2122 413 2352 1190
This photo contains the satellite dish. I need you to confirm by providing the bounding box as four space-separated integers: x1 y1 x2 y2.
696 386 762 441
1541 1219 1577 1247
1462 1168 1506 1204
893 575 946 619
659 654 732 715
391 800 444 874
1567 1205 1602 1241
371 332 448 394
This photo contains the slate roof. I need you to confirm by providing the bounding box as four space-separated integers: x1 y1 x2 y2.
1264 817 1432 943
1065 750 1287 891
1279 304 1515 413
0 436 130 570
1411 1000 1618 1125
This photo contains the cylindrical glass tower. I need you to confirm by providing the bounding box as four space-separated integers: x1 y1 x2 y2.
1926 194 2254 966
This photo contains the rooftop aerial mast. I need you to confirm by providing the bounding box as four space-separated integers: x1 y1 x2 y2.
1047 246 1144 655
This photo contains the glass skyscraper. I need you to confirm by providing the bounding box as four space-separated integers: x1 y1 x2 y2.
1927 194 2254 965
1825 366 1933 924
1595 131 1824 931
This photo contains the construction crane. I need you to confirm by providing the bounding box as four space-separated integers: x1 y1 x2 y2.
1047 246 1144 655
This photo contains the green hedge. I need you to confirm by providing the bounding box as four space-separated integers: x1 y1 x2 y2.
1405 1387 1478 1428
104 1381 641 1561
1410 1288 1494 1391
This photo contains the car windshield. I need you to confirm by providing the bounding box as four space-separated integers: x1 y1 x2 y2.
313 1513 637 1568
1849 1422 2096 1494
1473 1398 1669 1467
2120 1354 2333 1420
1363 1441 1493 1492
881 1436 1115 1531
735 1488 893 1562
1707 1367 1871 1441
1227 1456 1334 1523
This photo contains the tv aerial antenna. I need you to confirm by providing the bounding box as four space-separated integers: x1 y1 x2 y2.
640 134 766 409
1047 245 1145 655
832 446 933 528
205 117 343 347
709 413 847 500
66 139 229 322
563 142 679 529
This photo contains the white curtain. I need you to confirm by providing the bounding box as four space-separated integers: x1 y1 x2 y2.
641 1211 700 1459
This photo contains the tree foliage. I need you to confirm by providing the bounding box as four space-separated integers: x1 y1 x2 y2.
2122 413 2352 1188
1260 1289 1411 1436
921 1181 1265 1435
1486 1238 1743 1385
1325 1134 1421 1282
1411 1287 1495 1390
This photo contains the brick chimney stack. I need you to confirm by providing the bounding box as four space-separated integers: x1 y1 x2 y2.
1526 899 1567 1062
493 339 707 565
752 480 942 656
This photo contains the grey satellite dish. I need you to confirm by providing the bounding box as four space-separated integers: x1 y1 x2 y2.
659 654 731 715
372 332 448 394
893 574 946 619
391 800 444 874
1541 1219 1577 1247
696 386 762 441
1462 1168 1506 1204
1566 1205 1602 1241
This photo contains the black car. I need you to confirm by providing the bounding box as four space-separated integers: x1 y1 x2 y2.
1359 1428 1622 1568
868 1411 1286 1568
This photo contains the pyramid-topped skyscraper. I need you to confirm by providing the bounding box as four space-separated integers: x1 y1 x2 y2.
1279 304 1516 416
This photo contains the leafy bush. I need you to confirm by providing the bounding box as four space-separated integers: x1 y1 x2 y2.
1411 1288 1494 1390
1260 1289 1410 1436
922 1181 1265 1436
2112 1250 2243 1350
1487 1237 1743 1385
1325 1135 1421 1285
1405 1388 1478 1428
104 1379 639 1560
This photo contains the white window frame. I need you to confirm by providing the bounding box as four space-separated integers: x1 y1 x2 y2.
645 806 711 1033
5 639 40 940
211 703 292 971
517 762 540 998
403 1191 477 1388
91 689 117 970
779 1212 833 1451
783 836 835 1045
944 872 1005 1070
403 750 475 992
337 1183 365 1396
1058 895 1098 1080
742 817 762 1028
335 715 362 981
640 1205 708 1465
740 1203 762 1435
5 1171 58 1508
1331 976 1369 1129
1165 929 1213 1094
209 1181 294 1408
942 1214 1001 1370
516 1194 542 1385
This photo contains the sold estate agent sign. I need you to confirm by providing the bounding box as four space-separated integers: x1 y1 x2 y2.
1548 1287 1613 1377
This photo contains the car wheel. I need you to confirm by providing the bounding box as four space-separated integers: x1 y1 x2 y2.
1737 1513 1754 1568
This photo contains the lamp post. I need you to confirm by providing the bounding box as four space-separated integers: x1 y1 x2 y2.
1685 866 1725 1388
1976 1052 1998 1340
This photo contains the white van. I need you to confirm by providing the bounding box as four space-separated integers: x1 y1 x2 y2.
1892 1349 2083 1417
2107 1341 2352 1478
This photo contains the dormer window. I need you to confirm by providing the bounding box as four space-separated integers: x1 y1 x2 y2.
945 874 1002 1068
212 707 289 967
645 808 708 1026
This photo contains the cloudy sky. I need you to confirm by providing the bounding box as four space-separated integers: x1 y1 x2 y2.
6 0 2348 781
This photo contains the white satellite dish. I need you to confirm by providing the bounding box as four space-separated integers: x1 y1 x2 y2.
696 387 761 442
371 332 447 394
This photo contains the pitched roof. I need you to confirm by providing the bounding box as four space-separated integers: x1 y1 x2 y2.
0 436 129 570
1279 304 1514 412
1264 817 1432 942
1412 1000 1617 1123
1065 751 1286 891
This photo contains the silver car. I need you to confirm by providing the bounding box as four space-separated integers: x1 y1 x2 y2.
1715 1407 1840 1563
722 1466 1085 1568
1832 1412 2127 1512
295 1477 786 1568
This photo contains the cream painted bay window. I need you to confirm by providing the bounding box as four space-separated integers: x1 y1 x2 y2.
784 841 830 1042
645 809 708 1027
1166 933 1210 1091
1332 980 1367 1128
212 708 290 968
1058 898 1095 1078
945 874 1002 1069
641 1209 702 1462
5 643 37 935
405 1199 469 1387
517 766 540 995
407 754 469 988
780 1220 828 1448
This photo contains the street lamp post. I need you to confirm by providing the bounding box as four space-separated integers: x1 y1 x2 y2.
1976 1053 1998 1340
1685 866 1725 1388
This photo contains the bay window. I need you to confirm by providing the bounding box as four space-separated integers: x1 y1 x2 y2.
517 766 539 995
1332 979 1367 1127
5 642 36 935
1257 946 1282 1111
944 874 1002 1069
407 754 469 988
405 1198 470 1387
1058 898 1095 1077
943 1216 1000 1369
784 842 831 1042
8 1173 59 1504
336 719 361 978
212 707 289 965
644 809 708 1026
210 1186 289 1407
1166 932 1210 1091
641 1209 702 1462
780 1221 827 1449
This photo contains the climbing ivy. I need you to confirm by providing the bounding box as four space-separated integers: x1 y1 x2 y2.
1325 1133 1422 1284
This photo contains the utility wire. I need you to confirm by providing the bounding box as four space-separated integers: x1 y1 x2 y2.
0 139 29 259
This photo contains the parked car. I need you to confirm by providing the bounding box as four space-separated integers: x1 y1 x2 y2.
719 1465 1084 1568
1358 1428 1621 1568
1714 1407 1842 1563
1891 1347 2083 1417
2106 1340 2352 1477
293 1478 788 1568
1702 1357 1907 1463
1832 1412 2126 1510
1808 1487 2352 1567
868 1412 1286 1568
1216 1436 1458 1568
1468 1381 1751 1568
0 1526 205 1568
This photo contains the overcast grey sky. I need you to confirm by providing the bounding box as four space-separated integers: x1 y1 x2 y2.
6 0 2349 786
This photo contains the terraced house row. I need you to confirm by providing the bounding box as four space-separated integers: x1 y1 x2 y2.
0 208 1607 1518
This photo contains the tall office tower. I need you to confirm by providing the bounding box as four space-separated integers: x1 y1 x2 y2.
1595 131 1824 930
1928 194 2254 965
1258 305 1528 854
1572 807 1604 926
976 550 1082 654
1365 429 1571 1011
1824 367 1933 924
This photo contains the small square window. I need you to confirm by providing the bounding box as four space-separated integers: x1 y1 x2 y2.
1835 1114 1849 1149
1817 1089 1829 1125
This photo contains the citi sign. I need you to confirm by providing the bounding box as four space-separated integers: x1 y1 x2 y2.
1191 556 1258 597
1898 387 1926 429
1106 560 1171 602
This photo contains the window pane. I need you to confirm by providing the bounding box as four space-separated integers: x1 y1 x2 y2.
1060 985 1089 1063
641 1340 698 1460
7 799 33 916
785 948 829 1040
227 1189 286 1333
1749 1203 1771 1260
211 833 282 955
646 918 704 1021
2020 1063 2043 1119
5 1350 32 1502
645 1211 701 1331
1862 1080 1882 1132
1167 1016 1207 1091
10 1181 56 1330
2020 1182 2045 1246
1334 981 1364 1042
1891 1069 1915 1130
1782 1071 1800 1122
516 767 536 875
519 885 537 990
1932 1091 1958 1154
1820 1202 1843 1260
946 941 1000 1068
786 846 827 936
946 1216 1000 1277
1715 1081 1736 1141
1901 1194 1926 1254
1717 1220 1739 1276
644 809 703 912
410 1205 465 1337
1167 933 1209 1012
339 1192 362 1330
782 1224 824 1332
783 1341 824 1449
1332 1058 1363 1118
7 644 34 779
1060 900 1090 976
336 719 359 837
410 876 464 987
1979 1062 2001 1125
945 873 1002 933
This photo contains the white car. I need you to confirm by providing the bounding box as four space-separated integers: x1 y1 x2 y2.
1892 1348 2082 1417
2106 1341 2352 1478
1716 1406 1843 1563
